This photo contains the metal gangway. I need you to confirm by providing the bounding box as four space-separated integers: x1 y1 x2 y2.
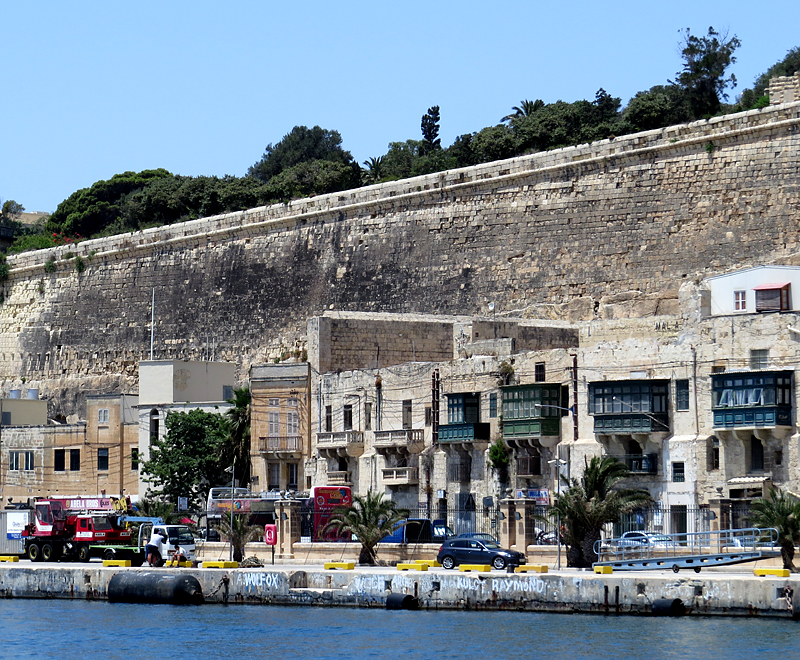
593 527 780 573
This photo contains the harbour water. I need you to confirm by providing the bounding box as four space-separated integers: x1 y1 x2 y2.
0 600 796 660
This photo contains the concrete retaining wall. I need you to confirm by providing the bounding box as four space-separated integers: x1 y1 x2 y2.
1 564 798 618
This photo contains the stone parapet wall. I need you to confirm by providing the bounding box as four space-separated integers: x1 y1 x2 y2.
770 73 800 105
2 101 800 416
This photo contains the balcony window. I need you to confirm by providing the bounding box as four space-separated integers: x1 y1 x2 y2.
447 394 479 424
343 405 353 431
676 380 690 412
268 411 280 437
287 411 299 437
402 400 412 429
750 436 764 471
589 382 668 415
325 405 332 433
365 402 372 430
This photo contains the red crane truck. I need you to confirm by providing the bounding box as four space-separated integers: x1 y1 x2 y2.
21 497 141 563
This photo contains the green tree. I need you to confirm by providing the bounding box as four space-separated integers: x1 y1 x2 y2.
214 513 264 562
674 26 741 118
362 156 386 184
549 456 652 567
749 487 800 571
1 200 24 222
46 169 173 237
225 386 251 488
420 105 441 155
247 126 354 183
623 85 692 132
142 409 230 508
488 437 510 484
380 140 423 180
740 46 800 109
263 159 361 201
323 491 410 565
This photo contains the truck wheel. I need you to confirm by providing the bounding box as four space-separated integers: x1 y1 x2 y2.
28 543 41 562
41 543 55 562
78 545 91 563
103 549 116 561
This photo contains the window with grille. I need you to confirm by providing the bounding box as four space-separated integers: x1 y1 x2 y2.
672 462 685 483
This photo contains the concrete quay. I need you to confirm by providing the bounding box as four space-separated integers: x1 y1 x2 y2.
1 561 799 618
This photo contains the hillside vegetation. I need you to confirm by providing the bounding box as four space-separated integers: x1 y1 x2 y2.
3 31 799 254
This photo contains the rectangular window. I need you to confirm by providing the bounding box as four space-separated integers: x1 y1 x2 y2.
287 463 298 490
750 349 769 370
534 363 546 382
287 398 298 407
672 462 685 483
268 463 280 490
424 406 431 427
676 380 690 412
268 411 280 437
131 447 139 471
54 449 66 472
325 405 332 433
97 448 109 471
489 393 497 418
751 437 764 471
287 411 299 436
365 402 372 430
70 449 81 471
268 398 280 407
755 284 791 312
775 450 783 467
734 290 746 311
98 408 109 424
707 437 720 471
1 411 10 425
222 385 234 401
343 404 353 431
402 399 412 429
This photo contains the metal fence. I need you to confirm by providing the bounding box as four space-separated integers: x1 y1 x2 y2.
612 504 752 538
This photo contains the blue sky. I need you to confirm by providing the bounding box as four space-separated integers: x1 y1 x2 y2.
1 1 797 213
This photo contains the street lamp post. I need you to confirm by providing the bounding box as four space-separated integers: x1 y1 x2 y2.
547 457 568 570
225 459 235 562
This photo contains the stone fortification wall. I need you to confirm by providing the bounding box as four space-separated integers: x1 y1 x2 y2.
2 101 800 416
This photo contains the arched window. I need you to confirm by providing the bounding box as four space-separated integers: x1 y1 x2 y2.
149 409 160 442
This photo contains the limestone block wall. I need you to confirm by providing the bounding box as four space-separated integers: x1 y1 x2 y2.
2 101 800 417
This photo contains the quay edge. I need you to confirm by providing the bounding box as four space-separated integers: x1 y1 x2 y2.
1 565 800 618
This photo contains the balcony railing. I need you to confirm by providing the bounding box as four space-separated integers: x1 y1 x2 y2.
373 429 424 452
593 413 669 434
317 430 365 456
438 422 491 444
382 466 419 486
612 453 658 475
327 471 352 486
258 436 301 453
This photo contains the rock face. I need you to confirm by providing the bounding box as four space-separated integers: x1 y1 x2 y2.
2 102 800 417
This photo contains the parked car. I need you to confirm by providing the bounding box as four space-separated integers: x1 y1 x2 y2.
614 531 674 548
456 532 499 544
437 538 526 570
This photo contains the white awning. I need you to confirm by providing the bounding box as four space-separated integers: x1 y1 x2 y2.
727 475 772 486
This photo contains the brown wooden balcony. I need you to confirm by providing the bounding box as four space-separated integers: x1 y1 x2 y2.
258 436 302 456
373 429 424 455
381 466 419 486
326 470 353 486
316 430 365 458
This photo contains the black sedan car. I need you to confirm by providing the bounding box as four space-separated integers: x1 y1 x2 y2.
437 538 526 570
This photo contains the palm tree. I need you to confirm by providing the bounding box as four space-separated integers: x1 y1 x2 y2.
225 387 251 488
362 156 385 184
323 491 410 565
749 487 800 571
502 99 544 123
214 514 264 562
549 456 652 567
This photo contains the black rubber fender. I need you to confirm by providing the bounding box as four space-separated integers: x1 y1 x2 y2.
108 572 204 605
650 598 686 616
386 592 419 610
